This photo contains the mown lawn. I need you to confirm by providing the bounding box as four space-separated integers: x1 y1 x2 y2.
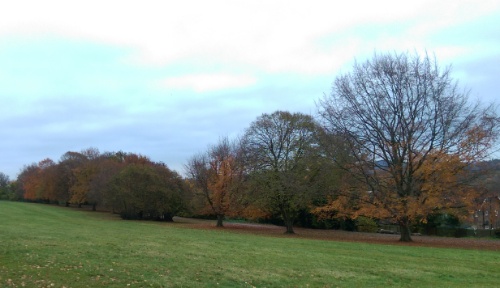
1 201 499 287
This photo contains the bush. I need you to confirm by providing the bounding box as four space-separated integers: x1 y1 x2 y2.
494 229 500 238
356 216 378 233
295 209 344 229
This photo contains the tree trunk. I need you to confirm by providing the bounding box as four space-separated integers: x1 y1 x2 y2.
92 203 97 211
216 214 224 227
162 213 173 222
399 219 412 242
281 208 295 234
284 218 295 234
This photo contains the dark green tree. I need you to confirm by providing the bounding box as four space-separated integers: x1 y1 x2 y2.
108 159 186 221
0 172 11 200
241 111 321 233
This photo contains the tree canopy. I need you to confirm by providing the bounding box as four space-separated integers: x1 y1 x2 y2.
186 137 244 227
241 111 321 233
15 149 189 221
316 52 499 241
8 51 499 238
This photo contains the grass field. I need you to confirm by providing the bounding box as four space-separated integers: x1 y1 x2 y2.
1 201 499 287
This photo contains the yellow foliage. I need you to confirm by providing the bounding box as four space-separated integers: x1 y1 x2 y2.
314 149 481 225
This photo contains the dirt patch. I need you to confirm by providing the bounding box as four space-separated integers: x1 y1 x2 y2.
173 217 500 251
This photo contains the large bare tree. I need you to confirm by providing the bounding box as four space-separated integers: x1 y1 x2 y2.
317 52 499 241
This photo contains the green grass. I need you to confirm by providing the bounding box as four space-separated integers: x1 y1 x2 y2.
1 201 499 287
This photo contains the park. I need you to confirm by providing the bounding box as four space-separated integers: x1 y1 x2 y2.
1 201 499 287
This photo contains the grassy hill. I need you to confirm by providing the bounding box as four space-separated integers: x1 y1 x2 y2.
1 201 499 287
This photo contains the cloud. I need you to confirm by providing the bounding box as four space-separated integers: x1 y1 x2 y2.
3 0 498 77
1 0 499 179
157 73 257 92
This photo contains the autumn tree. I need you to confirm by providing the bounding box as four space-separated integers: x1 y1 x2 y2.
241 111 321 233
51 151 89 206
13 150 188 220
17 159 57 202
68 148 101 209
17 164 38 201
310 129 359 226
107 154 187 220
37 159 59 202
90 153 125 211
186 137 244 227
317 52 499 241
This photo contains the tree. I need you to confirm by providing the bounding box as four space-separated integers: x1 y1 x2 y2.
59 151 89 206
37 159 59 202
70 161 98 209
472 159 500 229
319 53 499 241
91 154 124 211
317 52 499 241
17 159 56 202
186 137 244 227
241 111 320 233
152 162 190 221
0 172 9 188
17 163 39 201
107 155 187 220
0 172 11 200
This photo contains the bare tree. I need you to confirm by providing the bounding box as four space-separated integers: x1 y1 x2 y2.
318 52 499 241
186 137 244 227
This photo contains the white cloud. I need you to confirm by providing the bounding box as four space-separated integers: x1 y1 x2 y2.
157 73 257 92
3 0 498 76
1 0 500 178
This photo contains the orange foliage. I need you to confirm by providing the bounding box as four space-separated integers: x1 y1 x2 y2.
205 155 242 218
70 163 98 205
241 205 269 220
21 159 57 201
21 166 41 201
314 149 481 225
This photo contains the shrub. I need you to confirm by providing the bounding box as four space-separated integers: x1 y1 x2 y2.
356 216 378 233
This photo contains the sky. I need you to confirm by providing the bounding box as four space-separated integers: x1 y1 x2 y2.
1 0 499 179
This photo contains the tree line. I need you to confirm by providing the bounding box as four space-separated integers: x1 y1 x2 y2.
2 52 499 242
3 149 189 221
